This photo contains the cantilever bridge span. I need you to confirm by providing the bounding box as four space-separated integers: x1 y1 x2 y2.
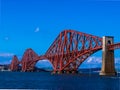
10 30 120 75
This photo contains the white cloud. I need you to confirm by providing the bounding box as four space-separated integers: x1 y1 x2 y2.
0 53 14 57
86 56 120 64
0 60 11 65
78 56 120 69
115 58 120 64
34 27 40 32
87 57 93 63
86 56 102 64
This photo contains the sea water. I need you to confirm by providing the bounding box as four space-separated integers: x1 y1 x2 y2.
0 71 119 90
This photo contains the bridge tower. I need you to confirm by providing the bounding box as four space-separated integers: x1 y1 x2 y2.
100 36 116 75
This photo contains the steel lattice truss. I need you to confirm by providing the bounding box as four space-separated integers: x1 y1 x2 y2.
45 30 102 72
21 48 39 72
10 55 19 71
10 30 120 72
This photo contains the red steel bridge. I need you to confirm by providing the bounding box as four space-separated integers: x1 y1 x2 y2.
10 30 120 75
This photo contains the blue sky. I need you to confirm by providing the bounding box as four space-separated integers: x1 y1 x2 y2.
0 0 120 68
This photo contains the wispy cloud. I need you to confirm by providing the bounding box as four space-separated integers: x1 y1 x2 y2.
115 58 120 64
87 57 93 63
85 56 120 64
0 53 14 57
86 56 102 64
34 27 40 32
0 59 12 64
80 56 120 69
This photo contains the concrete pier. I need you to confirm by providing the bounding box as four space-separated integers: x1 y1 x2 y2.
100 36 116 75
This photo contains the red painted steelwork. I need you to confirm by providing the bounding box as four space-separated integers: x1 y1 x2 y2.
108 43 120 50
21 48 39 72
9 30 120 72
44 30 102 72
10 55 19 71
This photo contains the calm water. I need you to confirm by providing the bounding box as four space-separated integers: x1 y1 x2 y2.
0 71 120 90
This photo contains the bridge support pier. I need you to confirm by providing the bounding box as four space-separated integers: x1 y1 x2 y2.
100 36 116 76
